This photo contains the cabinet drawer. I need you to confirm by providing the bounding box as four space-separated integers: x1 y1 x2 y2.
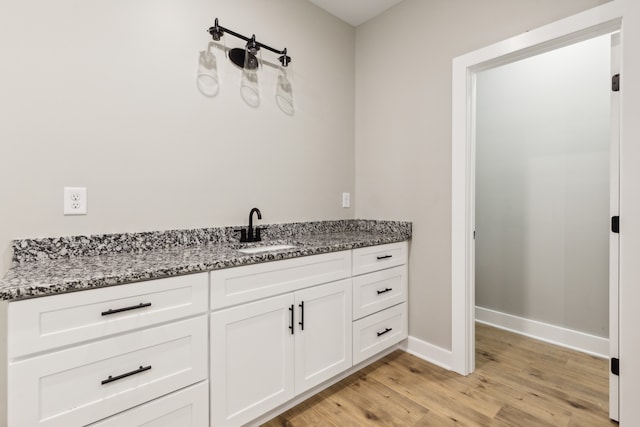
353 303 407 365
8 315 207 427
89 381 209 427
8 273 208 358
352 242 407 276
211 250 351 309
353 265 407 320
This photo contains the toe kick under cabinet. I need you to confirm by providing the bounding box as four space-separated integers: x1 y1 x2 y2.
0 273 210 427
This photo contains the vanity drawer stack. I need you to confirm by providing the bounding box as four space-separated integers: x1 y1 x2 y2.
4 273 209 427
352 241 408 364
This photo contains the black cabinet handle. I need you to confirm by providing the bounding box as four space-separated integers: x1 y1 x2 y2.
101 302 152 316
376 255 392 260
289 305 295 335
101 365 151 385
377 288 393 295
298 301 305 331
377 327 393 337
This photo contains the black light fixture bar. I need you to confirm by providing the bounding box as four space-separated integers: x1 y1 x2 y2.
208 18 291 67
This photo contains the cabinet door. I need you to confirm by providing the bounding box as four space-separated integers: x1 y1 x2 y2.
211 294 295 427
294 279 352 394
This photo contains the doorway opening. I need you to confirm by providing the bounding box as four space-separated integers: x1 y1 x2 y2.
451 3 622 421
473 30 617 420
474 33 613 357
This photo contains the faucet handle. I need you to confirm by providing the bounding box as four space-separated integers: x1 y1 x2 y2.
235 228 248 242
255 227 262 242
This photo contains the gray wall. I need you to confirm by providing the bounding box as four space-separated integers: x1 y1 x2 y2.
1 0 615 352
475 35 611 338
354 0 611 349
0 0 355 274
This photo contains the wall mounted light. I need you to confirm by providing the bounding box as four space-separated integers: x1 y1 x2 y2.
208 18 291 69
276 66 294 115
240 36 261 107
207 18 293 113
196 43 220 97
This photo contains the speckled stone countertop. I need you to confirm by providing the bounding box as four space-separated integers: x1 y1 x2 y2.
0 220 411 301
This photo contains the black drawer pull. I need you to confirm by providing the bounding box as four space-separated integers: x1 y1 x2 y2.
101 365 152 385
377 288 393 295
101 302 152 316
377 327 393 337
376 255 392 260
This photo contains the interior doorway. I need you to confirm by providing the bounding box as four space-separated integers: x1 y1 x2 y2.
473 31 618 419
450 3 623 422
474 33 613 355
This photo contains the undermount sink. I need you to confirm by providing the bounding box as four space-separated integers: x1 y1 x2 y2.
238 244 297 254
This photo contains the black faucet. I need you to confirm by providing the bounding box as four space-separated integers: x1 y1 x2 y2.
239 207 262 242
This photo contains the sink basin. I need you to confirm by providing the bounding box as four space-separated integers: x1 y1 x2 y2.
238 244 297 254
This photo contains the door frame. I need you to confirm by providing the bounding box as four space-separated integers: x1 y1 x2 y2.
609 31 621 421
450 0 622 385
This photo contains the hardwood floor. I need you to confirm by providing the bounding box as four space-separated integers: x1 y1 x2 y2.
263 323 615 426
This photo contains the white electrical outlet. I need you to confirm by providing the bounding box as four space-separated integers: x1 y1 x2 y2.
342 192 350 208
64 187 87 215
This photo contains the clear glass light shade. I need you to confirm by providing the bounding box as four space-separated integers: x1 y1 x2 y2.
240 46 261 107
276 66 294 115
196 48 219 97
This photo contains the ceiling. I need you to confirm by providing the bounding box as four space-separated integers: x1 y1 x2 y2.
307 0 405 27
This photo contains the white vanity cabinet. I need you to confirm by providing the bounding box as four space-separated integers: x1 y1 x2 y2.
0 239 409 427
210 253 352 427
1 273 209 427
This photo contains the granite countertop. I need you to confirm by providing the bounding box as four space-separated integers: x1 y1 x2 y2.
0 220 411 301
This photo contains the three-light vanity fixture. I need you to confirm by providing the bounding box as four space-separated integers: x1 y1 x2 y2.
199 18 294 114
208 18 291 69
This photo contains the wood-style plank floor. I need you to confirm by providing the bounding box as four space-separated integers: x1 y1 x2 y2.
263 323 615 426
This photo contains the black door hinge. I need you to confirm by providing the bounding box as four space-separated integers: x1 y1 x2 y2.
612 74 620 92
612 216 620 234
612 358 619 376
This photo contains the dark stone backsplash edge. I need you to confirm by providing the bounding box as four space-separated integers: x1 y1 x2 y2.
12 219 411 265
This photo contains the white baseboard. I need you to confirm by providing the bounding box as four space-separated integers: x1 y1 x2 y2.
401 336 453 370
475 306 608 358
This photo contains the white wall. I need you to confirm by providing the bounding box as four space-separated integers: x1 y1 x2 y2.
475 35 611 338
0 0 355 274
354 0 611 350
